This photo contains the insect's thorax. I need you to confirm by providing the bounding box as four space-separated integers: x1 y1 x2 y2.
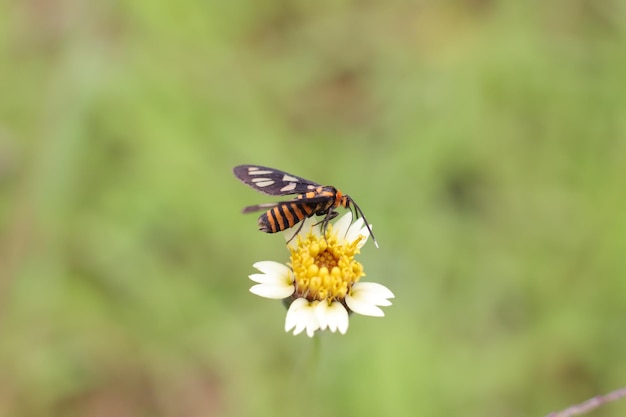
296 186 346 208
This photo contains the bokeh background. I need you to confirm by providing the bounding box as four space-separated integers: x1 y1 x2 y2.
1 1 626 416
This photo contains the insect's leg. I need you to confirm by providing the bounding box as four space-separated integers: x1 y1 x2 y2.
309 212 333 244
285 220 307 245
312 210 337 227
320 210 337 242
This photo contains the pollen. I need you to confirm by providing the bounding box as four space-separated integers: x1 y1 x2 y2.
289 223 365 303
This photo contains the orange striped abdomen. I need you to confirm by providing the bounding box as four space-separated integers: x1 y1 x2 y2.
257 201 316 233
256 186 341 233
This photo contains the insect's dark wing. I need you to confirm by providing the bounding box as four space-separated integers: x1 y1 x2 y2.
233 165 320 196
241 202 279 214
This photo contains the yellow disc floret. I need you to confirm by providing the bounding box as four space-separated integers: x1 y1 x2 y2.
289 223 365 303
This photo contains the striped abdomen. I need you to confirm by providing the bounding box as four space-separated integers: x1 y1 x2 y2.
257 186 341 233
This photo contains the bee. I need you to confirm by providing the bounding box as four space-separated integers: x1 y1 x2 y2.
233 165 378 247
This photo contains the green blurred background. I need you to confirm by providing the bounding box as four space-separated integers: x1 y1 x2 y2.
1 1 626 416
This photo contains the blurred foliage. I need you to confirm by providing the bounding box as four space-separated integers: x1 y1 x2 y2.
1 0 626 416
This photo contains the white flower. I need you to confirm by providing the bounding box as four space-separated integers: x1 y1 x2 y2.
315 300 349 334
249 261 295 299
284 298 319 337
248 212 394 337
345 282 395 317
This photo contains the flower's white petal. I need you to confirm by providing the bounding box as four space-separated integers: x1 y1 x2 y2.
323 306 335 332
327 302 349 334
349 292 392 307
283 227 300 247
285 298 319 336
332 212 353 242
336 308 349 334
315 302 330 330
250 283 294 299
248 273 272 284
285 298 307 334
293 320 306 335
314 302 348 333
352 296 392 308
373 298 393 307
305 315 319 337
248 271 293 285
352 282 395 300
344 217 365 243
306 217 322 237
345 282 394 317
285 300 299 332
252 261 291 277
302 301 320 337
345 295 386 317
355 224 372 249
350 216 365 232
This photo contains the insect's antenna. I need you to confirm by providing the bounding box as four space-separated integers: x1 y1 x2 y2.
349 197 379 248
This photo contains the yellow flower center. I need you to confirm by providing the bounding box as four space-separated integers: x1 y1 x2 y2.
289 223 365 303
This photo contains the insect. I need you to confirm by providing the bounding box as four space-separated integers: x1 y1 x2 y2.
233 165 378 248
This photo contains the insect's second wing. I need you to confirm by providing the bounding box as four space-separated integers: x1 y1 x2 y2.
233 165 320 196
242 195 333 214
